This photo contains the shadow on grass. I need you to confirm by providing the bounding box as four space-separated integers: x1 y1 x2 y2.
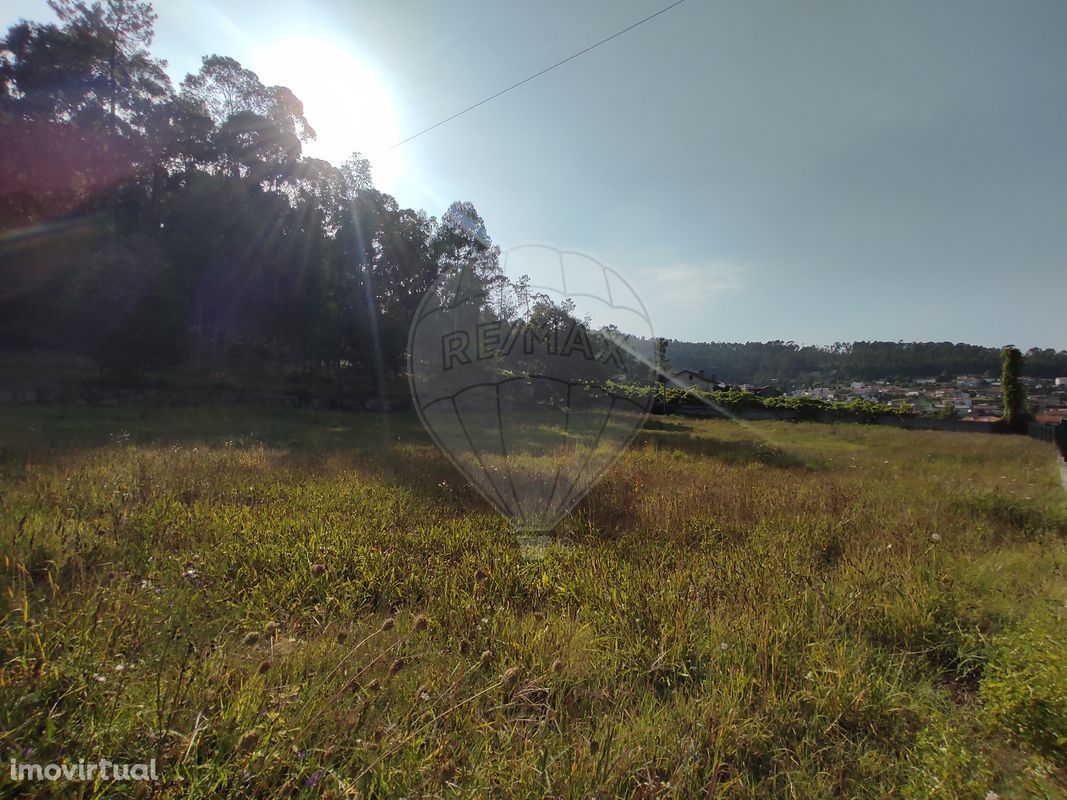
0 404 430 454
635 425 812 469
0 403 496 517
0 404 813 524
952 489 1067 541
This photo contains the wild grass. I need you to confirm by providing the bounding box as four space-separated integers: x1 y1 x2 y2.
1 404 1064 798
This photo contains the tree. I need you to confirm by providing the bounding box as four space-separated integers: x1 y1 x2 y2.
181 55 313 142
0 2 172 228
340 152 373 195
655 338 669 385
938 401 960 421
0 0 477 392
1000 345 1029 433
48 0 159 132
58 235 183 377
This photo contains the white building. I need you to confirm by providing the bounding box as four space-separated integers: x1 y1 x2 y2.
669 369 717 392
1055 377 1067 387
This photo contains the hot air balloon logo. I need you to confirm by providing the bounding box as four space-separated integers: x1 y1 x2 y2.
408 245 659 531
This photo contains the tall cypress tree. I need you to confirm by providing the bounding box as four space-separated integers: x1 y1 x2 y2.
1000 345 1029 433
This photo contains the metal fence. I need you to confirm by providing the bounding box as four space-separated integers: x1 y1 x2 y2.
1029 420 1067 458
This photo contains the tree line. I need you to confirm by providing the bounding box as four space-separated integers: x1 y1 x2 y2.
0 0 500 392
3 2 1064 397
664 340 1067 386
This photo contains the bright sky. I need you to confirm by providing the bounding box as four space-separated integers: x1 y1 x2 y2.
4 0 1066 349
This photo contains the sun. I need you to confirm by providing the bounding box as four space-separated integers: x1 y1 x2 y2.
258 38 403 189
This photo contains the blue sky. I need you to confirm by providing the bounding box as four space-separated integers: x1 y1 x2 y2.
5 0 1066 348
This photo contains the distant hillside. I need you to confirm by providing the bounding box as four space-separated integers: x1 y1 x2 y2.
660 340 1067 385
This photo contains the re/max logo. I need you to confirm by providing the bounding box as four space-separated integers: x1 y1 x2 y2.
440 322 626 372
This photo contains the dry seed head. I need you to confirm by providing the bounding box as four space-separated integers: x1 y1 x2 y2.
500 666 520 684
236 730 260 754
551 658 564 675
381 617 395 632
388 657 405 677
310 563 326 577
242 631 259 646
412 614 428 633
263 621 279 636
336 630 347 644
367 678 381 692
479 650 492 668
257 659 271 674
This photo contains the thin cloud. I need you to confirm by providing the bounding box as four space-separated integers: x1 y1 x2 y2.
648 263 745 308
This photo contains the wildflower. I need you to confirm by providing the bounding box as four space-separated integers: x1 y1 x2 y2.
930 533 942 543
720 642 729 652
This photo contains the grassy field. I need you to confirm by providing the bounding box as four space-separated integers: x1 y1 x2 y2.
1 405 1065 798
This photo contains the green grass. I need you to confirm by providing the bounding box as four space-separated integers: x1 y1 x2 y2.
1 404 1065 798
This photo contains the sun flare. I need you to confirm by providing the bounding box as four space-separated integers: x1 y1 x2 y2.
260 38 403 189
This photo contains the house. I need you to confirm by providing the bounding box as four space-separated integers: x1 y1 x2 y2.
1055 377 1067 387
669 368 718 392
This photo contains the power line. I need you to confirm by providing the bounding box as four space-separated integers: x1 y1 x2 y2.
392 0 690 148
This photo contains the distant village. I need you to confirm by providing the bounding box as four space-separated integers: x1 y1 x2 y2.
667 368 1067 424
